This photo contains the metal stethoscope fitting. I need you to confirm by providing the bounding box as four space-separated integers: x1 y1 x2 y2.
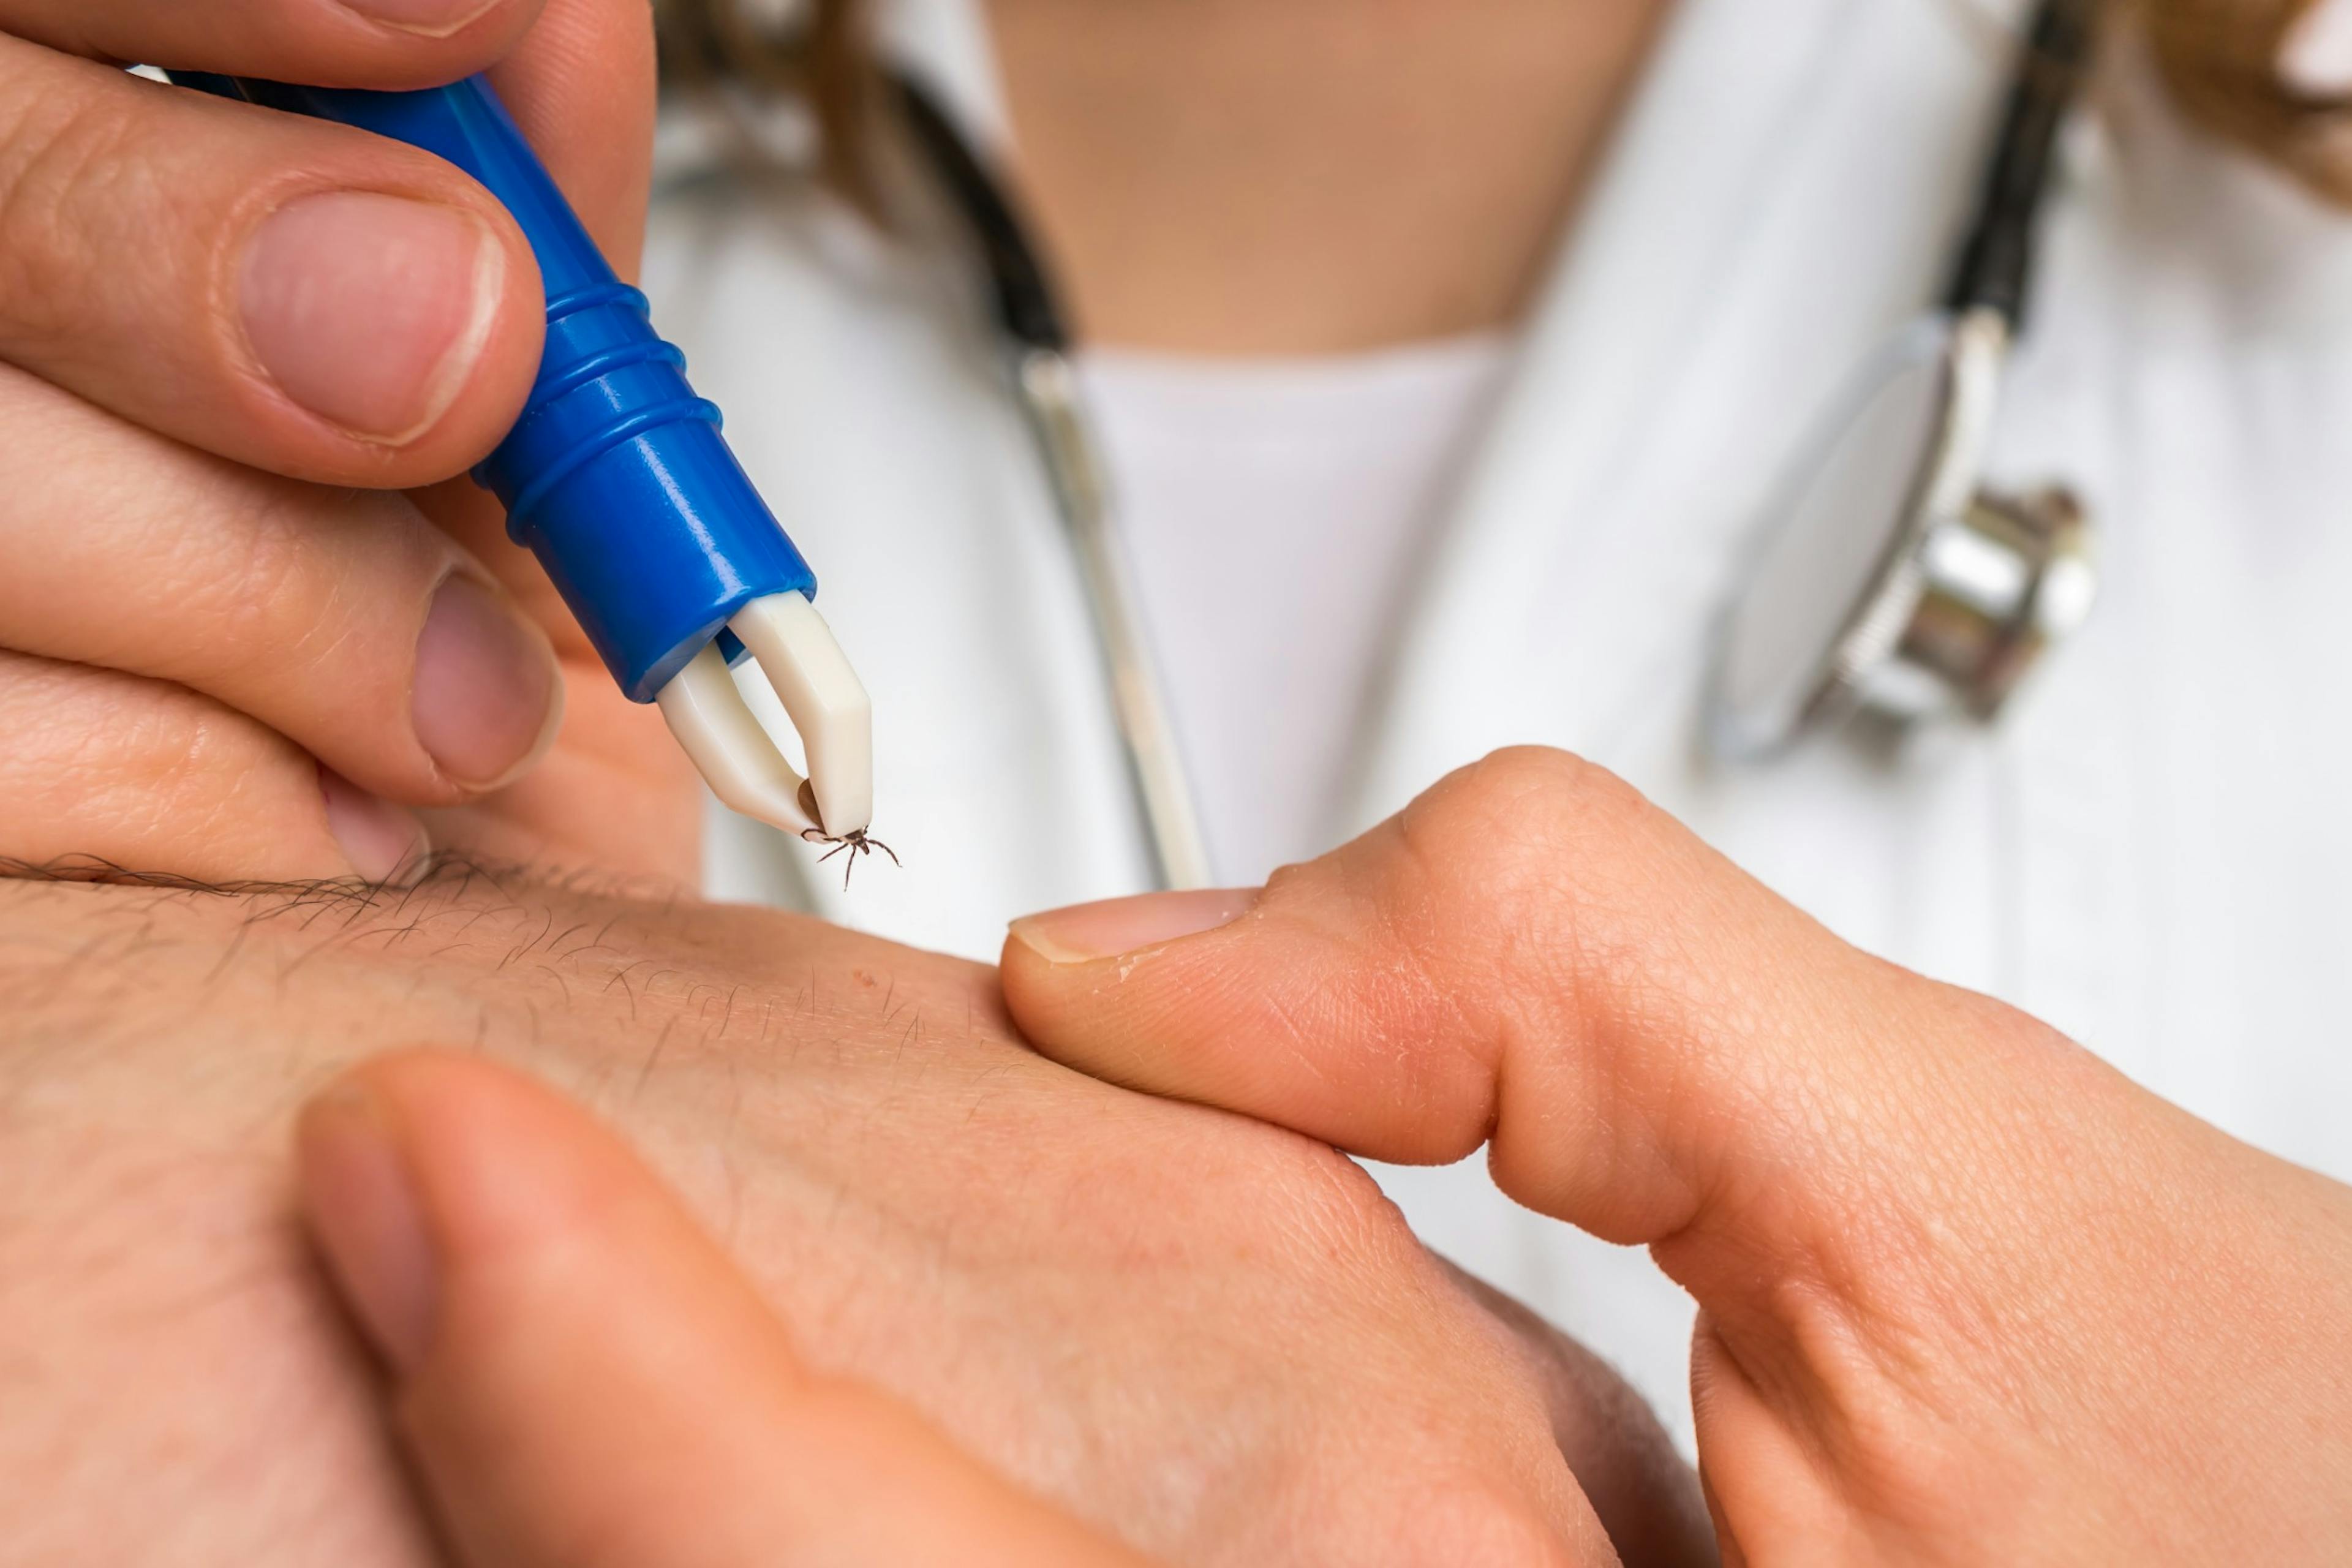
1706 307 2100 760
1865 469 2098 729
1708 0 2101 761
895 70 1215 892
1908 481 2097 723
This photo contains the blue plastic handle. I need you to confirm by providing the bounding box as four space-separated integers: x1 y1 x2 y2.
172 72 816 703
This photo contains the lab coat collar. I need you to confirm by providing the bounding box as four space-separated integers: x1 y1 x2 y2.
843 0 2043 875
693 0 2352 956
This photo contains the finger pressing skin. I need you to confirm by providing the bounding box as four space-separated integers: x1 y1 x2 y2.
0 649 428 883
1000 748 2182 1333
3 0 543 90
0 365 561 802
0 42 547 485
296 1052 1153 1568
1004 748 1985 1255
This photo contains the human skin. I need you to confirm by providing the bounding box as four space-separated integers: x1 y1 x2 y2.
984 0 1667 353
294 1047 1732 1567
0 0 1678 881
0 867 1716 1568
1002 748 2352 1563
0 0 693 884
297 1048 1159 1566
0 10 1714 1555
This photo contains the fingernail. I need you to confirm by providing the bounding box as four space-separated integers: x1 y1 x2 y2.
337 0 507 37
298 1080 439 1376
320 764 432 884
1009 888 1259 965
240 192 502 443
2282 0 2352 96
411 575 562 790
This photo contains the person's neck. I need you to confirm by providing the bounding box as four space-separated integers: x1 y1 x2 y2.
983 0 1670 356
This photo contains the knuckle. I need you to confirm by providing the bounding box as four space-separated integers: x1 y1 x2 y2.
1382 750 1669 1061
103 685 306 853
1395 747 1646 913
1411 749 1632 858
160 481 434 701
1463 747 1647 844
201 484 341 674
0 658 304 867
113 679 241 795
0 74 148 350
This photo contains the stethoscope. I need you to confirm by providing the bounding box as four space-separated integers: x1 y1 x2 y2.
891 0 2100 890
1706 0 2100 761
893 73 1216 891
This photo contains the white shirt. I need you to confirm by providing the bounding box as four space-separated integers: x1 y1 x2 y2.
1082 339 1517 884
652 0 2352 1450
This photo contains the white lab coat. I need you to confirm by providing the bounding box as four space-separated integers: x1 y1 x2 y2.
644 0 2352 1444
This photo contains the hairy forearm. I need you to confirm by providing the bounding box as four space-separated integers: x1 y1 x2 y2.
0 869 1635 1568
0 865 946 1565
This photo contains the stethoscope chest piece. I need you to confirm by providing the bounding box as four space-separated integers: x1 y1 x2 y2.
1706 308 2098 761
1708 0 2100 764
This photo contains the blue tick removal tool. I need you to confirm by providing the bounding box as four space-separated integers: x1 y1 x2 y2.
169 71 874 845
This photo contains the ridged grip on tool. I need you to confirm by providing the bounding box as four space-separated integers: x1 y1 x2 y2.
183 74 816 703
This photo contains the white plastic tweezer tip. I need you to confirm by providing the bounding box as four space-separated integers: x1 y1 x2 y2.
655 591 874 841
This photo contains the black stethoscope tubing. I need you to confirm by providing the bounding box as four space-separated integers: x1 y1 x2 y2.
1948 0 2098 327
890 70 1073 356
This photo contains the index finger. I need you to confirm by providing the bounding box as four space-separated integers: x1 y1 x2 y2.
1000 747 2075 1254
481 0 654 271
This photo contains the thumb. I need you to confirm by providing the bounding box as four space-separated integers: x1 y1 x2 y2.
295 1050 1148 1568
